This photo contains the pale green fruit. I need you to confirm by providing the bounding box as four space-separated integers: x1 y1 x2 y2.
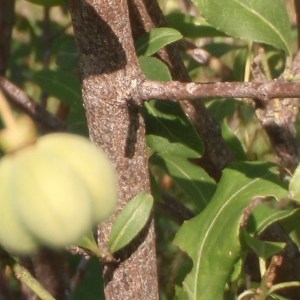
0 115 37 153
13 147 93 248
0 156 38 254
36 133 118 223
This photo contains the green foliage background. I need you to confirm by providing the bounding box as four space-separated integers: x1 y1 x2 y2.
2 0 300 299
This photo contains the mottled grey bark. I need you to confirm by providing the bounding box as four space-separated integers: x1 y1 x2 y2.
68 0 158 299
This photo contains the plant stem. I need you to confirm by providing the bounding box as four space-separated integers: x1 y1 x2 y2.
267 281 300 296
237 289 256 300
139 79 300 101
244 41 252 83
13 262 56 300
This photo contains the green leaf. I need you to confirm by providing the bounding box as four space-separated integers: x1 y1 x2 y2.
136 27 182 57
206 99 246 161
139 56 171 81
25 0 65 7
150 154 215 211
31 69 81 105
166 12 227 38
31 69 88 135
175 286 189 300
203 42 243 58
55 38 79 71
108 192 153 254
139 56 204 158
76 231 105 258
174 162 287 300
144 101 203 158
241 230 285 259
72 257 105 300
278 209 300 246
192 0 293 54
247 202 297 235
289 164 300 200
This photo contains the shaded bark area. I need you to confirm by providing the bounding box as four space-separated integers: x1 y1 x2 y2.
68 0 158 299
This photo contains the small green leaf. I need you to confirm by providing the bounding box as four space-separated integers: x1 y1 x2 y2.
136 27 182 57
139 56 171 81
150 154 215 211
31 69 81 105
247 202 296 235
145 101 203 158
77 231 104 258
166 12 227 38
206 99 246 161
192 0 293 54
289 164 300 200
139 56 204 158
108 192 153 254
31 69 87 134
174 162 287 300
55 38 79 71
241 230 285 259
203 42 243 58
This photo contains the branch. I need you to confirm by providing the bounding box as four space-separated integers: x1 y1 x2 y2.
138 79 300 101
0 77 66 131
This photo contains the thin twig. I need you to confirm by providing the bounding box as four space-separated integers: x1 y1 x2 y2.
0 77 66 131
13 262 56 300
138 78 300 101
256 255 283 300
268 281 300 296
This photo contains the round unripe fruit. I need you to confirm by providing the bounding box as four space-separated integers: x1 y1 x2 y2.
13 147 93 248
0 115 37 153
0 157 38 254
36 134 118 223
0 133 117 254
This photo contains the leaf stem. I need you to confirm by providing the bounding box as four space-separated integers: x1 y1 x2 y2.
237 289 256 300
13 261 56 300
267 281 300 295
244 41 252 83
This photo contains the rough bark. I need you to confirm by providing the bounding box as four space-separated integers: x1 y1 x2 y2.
68 0 158 299
138 79 300 100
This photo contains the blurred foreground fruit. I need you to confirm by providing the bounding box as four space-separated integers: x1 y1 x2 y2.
0 119 117 255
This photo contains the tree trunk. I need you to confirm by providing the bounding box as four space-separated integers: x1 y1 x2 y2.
68 0 158 299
